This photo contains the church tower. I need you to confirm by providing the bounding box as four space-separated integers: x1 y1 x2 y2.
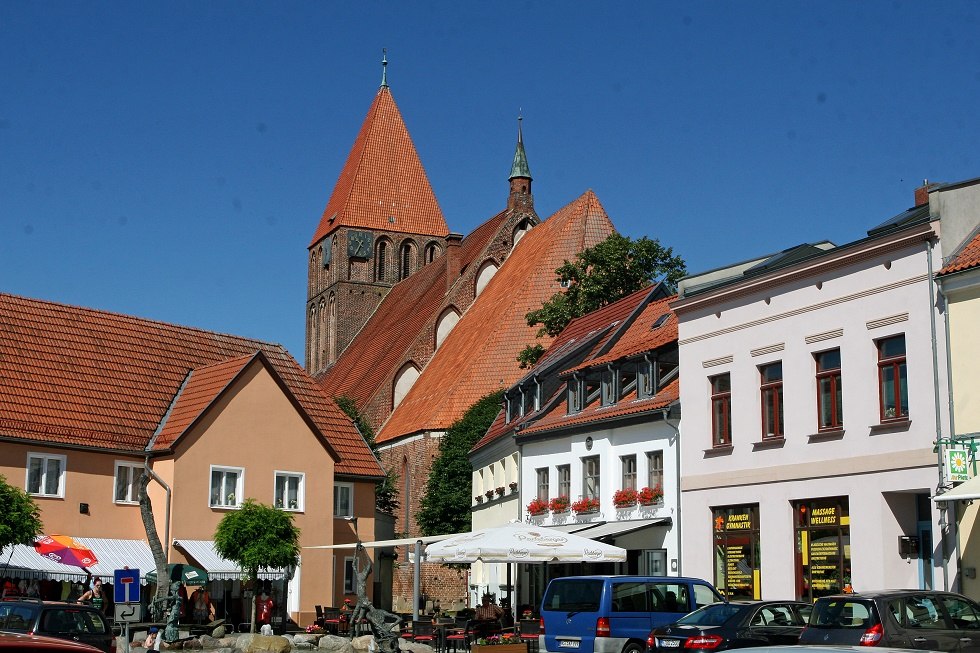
306 56 449 374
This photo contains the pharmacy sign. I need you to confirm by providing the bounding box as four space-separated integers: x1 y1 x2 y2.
948 448 970 483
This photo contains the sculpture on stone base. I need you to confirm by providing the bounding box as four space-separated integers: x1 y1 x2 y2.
150 581 183 643
349 543 403 653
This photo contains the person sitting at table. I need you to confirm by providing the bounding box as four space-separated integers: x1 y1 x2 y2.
476 593 503 621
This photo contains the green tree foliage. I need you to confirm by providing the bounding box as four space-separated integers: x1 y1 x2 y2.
518 234 686 366
213 499 300 633
0 474 43 551
335 395 399 515
416 391 504 536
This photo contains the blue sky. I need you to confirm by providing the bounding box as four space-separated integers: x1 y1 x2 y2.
3 2 978 361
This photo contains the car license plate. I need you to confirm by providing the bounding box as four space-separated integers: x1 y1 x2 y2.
558 641 580 649
658 639 681 648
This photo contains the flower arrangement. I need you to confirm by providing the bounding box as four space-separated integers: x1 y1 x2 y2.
475 495 484 504
495 486 506 496
485 490 495 500
527 498 549 516
477 633 522 646
571 497 600 514
306 624 324 634
509 481 518 492
522 609 534 619
613 487 638 508
638 485 664 505
549 495 570 513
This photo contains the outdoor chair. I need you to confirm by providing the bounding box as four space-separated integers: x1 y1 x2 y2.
314 605 325 628
444 619 473 653
519 619 541 653
411 619 437 646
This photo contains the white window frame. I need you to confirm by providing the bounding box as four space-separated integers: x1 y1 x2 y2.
334 482 354 517
114 461 143 504
210 465 244 509
26 452 66 498
274 471 305 512
343 556 355 594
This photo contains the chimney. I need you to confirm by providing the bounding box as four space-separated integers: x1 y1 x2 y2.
445 232 463 291
914 179 939 207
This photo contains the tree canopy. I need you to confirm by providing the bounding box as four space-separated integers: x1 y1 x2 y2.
335 395 399 516
0 474 43 552
214 499 300 632
519 233 686 367
416 390 504 536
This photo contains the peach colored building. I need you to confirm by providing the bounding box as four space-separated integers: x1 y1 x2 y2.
0 293 383 628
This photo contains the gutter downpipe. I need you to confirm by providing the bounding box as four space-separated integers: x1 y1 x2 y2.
414 540 422 625
927 239 952 591
144 456 172 562
662 405 682 576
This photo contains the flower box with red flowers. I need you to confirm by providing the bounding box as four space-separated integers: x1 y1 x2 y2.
571 497 600 514
638 485 664 506
548 496 570 513
526 498 549 516
613 487 638 508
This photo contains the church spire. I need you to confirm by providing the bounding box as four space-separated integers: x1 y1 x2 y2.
508 114 533 212
380 48 389 88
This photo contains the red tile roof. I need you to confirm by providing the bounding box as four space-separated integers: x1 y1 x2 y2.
316 209 511 407
0 293 383 478
938 230 980 276
377 190 616 442
310 87 449 245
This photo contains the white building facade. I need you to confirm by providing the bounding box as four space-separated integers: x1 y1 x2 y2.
672 203 952 600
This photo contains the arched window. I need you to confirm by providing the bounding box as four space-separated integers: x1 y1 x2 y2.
475 260 499 296
400 240 417 280
319 299 328 368
424 242 441 264
513 220 533 246
376 240 389 282
435 306 461 349
327 293 337 364
308 304 317 370
392 362 420 409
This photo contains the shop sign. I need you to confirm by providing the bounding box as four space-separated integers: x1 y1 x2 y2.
807 505 839 527
947 448 970 483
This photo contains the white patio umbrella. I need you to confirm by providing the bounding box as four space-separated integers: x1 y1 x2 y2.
423 522 626 563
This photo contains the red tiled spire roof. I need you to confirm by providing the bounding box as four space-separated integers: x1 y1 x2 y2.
938 230 980 276
317 210 510 407
0 293 383 478
310 86 449 245
377 190 616 442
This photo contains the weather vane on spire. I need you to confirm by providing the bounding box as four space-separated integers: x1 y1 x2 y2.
381 48 388 88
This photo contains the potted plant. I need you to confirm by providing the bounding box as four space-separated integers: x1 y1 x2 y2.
571 497 600 514
638 485 664 506
475 495 484 504
485 490 495 500
549 495 570 513
495 486 506 497
509 481 518 493
527 498 549 516
613 487 638 508
471 632 527 653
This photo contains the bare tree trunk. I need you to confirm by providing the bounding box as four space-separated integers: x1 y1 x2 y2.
139 471 171 620
250 571 259 634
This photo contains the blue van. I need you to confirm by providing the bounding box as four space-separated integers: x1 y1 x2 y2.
539 576 725 653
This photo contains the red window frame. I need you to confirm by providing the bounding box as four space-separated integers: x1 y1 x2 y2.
760 362 784 439
815 349 843 430
710 373 732 447
877 335 908 421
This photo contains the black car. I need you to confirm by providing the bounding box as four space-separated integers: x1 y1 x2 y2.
0 598 115 653
648 600 812 653
799 590 980 651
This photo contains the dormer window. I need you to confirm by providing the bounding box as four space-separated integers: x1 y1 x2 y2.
567 375 584 414
523 382 539 415
601 367 617 406
619 362 638 401
637 359 655 400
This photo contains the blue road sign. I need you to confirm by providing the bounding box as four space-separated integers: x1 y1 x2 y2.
114 568 140 603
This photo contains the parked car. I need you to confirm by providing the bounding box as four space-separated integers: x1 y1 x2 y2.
647 600 812 653
0 631 102 652
0 598 115 653
540 575 726 653
726 646 924 653
799 590 980 650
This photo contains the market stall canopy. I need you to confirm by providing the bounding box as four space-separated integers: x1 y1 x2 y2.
1 538 155 582
933 475 980 502
423 522 627 563
173 540 287 580
146 563 209 586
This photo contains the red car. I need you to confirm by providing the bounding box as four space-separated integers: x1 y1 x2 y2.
0 631 102 651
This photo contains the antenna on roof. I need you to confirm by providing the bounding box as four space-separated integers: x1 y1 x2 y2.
517 110 523 144
380 48 389 88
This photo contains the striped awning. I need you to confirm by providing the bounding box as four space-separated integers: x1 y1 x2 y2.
0 537 156 583
173 539 286 580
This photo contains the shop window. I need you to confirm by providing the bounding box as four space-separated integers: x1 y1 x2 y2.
275 472 304 511
711 373 732 447
878 335 908 421
536 468 549 502
760 362 784 439
210 466 243 508
26 452 66 498
816 349 843 430
114 461 142 504
794 497 851 601
712 505 761 600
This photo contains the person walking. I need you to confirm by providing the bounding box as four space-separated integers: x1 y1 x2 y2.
78 578 105 614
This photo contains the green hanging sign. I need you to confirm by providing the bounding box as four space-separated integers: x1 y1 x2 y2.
948 448 970 483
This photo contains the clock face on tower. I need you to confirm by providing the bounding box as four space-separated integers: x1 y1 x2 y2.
347 230 373 259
